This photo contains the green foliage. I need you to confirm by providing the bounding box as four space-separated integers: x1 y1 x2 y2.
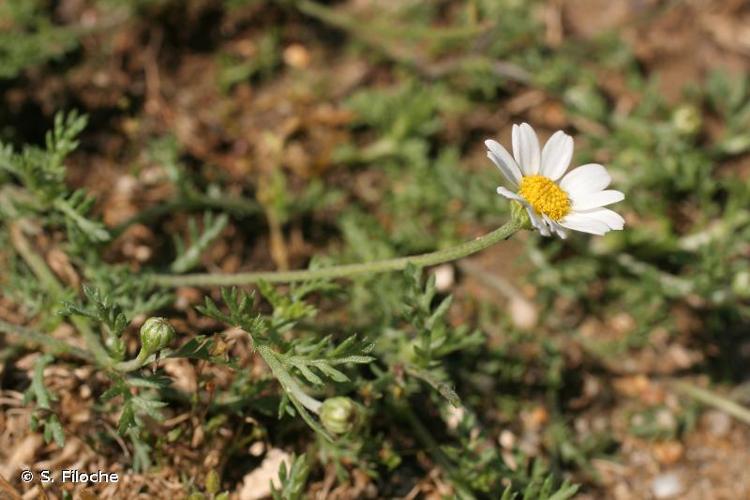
171 212 229 273
399 265 484 406
0 111 112 254
0 111 87 203
0 0 81 79
23 354 65 447
281 335 374 387
271 453 310 500
197 288 269 341
101 374 169 471
198 286 374 439
64 285 129 337
500 467 579 500
218 30 280 91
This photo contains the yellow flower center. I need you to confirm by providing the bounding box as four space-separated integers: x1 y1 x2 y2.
518 175 571 221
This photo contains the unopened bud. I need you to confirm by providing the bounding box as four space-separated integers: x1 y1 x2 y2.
320 397 360 435
139 317 175 356
672 104 702 136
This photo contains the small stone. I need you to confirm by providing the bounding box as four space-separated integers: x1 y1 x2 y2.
652 441 684 465
283 44 310 69
432 264 455 292
509 296 538 330
703 409 732 437
525 406 549 430
238 449 291 500
610 312 635 334
651 472 683 499
655 408 677 430
499 430 516 449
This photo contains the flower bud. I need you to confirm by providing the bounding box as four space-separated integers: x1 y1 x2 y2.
320 397 360 435
139 317 175 356
671 104 702 136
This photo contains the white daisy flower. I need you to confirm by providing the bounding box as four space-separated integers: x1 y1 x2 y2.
485 123 625 239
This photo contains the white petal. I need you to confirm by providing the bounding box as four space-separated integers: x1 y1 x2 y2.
559 212 609 235
528 208 550 236
574 207 625 230
512 123 541 175
543 216 568 239
496 186 523 201
551 221 568 239
571 190 625 211
540 131 573 181
485 140 522 187
506 194 550 236
560 163 611 198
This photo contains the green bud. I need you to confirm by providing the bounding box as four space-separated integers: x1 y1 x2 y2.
320 397 360 435
510 201 532 231
139 317 175 356
671 104 702 136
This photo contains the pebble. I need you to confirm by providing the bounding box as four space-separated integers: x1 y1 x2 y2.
651 472 683 499
703 409 732 437
432 264 455 292
509 296 538 330
652 441 684 465
499 430 516 449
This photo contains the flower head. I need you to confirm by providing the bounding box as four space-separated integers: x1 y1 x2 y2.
319 396 361 435
486 123 624 239
139 317 176 356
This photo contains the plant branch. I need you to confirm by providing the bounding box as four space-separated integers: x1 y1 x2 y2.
672 380 750 426
0 319 93 361
149 220 522 288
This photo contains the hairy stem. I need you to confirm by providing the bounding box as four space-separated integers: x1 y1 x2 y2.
149 220 522 288
0 319 93 362
112 350 152 373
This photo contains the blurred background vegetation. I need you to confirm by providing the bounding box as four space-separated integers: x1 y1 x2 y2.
1 0 749 498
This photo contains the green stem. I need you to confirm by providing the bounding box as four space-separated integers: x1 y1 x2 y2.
0 319 150 375
672 380 750 426
112 349 152 373
149 220 522 288
0 319 93 361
